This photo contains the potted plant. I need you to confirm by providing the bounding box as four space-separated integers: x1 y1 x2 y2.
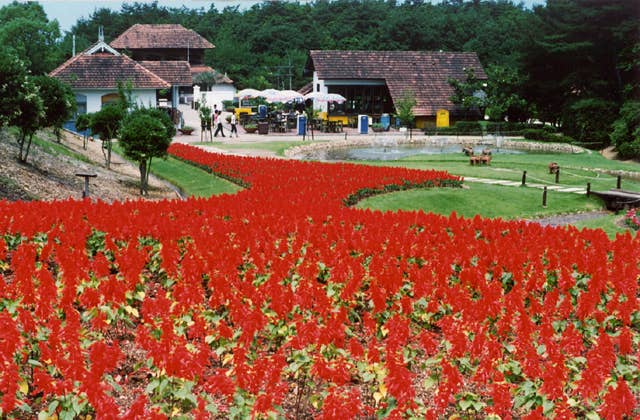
178 125 195 135
371 122 385 132
243 123 257 134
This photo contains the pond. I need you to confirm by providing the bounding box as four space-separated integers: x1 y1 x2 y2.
303 143 526 161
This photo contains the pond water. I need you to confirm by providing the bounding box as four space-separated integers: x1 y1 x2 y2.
305 143 526 161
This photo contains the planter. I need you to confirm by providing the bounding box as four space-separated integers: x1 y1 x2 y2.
244 126 258 134
179 127 194 135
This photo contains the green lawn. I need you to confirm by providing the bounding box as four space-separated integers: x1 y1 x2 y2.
385 151 640 192
356 182 604 219
149 156 241 197
111 143 241 197
571 212 634 238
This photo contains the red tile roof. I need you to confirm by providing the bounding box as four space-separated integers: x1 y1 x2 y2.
190 65 234 84
309 50 486 116
110 24 214 50
139 60 193 86
50 51 170 89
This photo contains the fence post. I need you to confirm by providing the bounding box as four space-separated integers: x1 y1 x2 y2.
586 182 591 197
555 168 560 184
617 175 622 189
542 186 548 208
521 170 527 186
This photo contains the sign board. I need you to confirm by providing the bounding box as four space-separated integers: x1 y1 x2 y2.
436 109 449 127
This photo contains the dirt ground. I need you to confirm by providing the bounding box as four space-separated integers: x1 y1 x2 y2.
0 128 179 202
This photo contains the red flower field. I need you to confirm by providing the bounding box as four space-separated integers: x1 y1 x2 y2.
0 143 637 418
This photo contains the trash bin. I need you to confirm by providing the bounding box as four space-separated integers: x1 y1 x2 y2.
380 113 390 130
358 115 368 134
257 121 269 135
258 105 267 119
297 115 307 135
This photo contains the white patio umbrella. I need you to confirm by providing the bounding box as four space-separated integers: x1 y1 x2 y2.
268 89 304 103
237 88 264 99
303 92 346 103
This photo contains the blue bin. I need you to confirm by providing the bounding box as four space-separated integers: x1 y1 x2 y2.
258 104 267 119
358 115 368 134
297 115 307 135
380 113 390 130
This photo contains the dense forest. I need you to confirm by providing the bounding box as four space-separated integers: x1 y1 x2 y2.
1 0 639 150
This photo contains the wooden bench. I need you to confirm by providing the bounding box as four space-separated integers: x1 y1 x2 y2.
470 155 491 165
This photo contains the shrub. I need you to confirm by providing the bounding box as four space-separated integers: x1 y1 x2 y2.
616 141 640 160
624 209 640 230
454 121 483 134
522 128 574 143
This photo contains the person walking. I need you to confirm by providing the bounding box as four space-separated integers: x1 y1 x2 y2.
229 112 238 138
213 110 226 138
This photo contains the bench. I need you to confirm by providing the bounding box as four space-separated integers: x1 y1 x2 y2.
470 155 491 165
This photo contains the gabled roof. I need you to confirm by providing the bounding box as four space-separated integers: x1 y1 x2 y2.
110 24 214 50
308 50 486 116
190 65 234 84
139 60 193 86
50 43 170 90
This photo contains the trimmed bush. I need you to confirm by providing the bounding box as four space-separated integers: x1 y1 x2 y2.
616 141 640 160
455 121 483 134
523 129 573 143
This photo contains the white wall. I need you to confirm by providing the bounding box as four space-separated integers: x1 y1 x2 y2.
196 85 236 111
312 71 328 113
74 89 158 114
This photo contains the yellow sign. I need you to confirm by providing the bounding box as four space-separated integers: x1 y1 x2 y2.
436 109 449 127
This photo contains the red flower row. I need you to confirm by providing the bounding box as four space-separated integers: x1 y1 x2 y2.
0 144 637 418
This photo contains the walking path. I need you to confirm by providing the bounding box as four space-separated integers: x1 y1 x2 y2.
464 176 587 194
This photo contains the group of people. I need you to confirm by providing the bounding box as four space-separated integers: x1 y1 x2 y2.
212 108 238 138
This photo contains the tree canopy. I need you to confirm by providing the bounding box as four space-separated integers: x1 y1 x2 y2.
0 1 62 74
119 107 175 195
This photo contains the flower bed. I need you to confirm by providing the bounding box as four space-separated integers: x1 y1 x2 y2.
0 144 637 418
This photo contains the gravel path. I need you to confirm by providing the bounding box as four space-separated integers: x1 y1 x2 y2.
525 211 611 227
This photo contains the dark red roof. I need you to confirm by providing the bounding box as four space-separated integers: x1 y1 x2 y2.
309 50 486 116
50 52 170 89
190 65 234 84
110 24 214 50
139 61 193 86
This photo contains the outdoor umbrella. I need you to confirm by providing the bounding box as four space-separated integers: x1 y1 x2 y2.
237 88 264 99
263 89 304 103
303 92 346 103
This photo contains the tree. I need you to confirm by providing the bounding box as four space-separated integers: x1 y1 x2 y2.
448 68 487 120
611 101 640 159
395 91 416 139
483 64 529 122
32 76 76 141
0 49 27 127
89 83 131 169
89 105 125 169
0 1 62 74
119 108 175 195
75 114 91 150
562 98 618 147
12 77 44 163
523 0 639 127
